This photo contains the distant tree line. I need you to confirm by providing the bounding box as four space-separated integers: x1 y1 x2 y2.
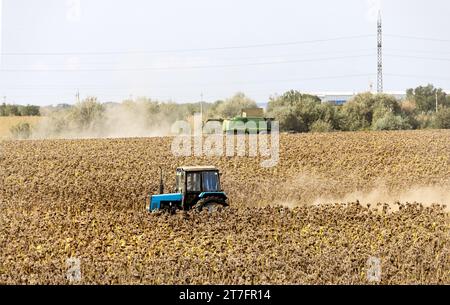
0 103 40 116
267 84 450 132
7 84 450 139
43 86 450 137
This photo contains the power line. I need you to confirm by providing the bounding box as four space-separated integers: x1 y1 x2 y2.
0 74 376 99
0 74 376 102
0 54 375 72
385 34 450 43
0 34 375 56
384 54 450 62
385 73 450 80
385 48 450 56
0 73 375 91
211 48 377 61
3 34 448 57
3 48 375 68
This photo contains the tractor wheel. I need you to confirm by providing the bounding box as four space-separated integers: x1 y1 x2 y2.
195 197 228 213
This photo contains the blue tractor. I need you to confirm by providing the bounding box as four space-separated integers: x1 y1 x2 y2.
148 166 229 213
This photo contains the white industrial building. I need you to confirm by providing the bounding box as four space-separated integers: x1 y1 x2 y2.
314 91 407 105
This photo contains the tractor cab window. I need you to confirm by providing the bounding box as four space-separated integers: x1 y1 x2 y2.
186 172 201 192
176 170 184 193
203 171 220 192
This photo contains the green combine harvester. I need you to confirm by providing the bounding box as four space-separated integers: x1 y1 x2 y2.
207 108 274 134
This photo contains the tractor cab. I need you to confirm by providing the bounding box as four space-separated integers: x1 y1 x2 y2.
148 166 228 213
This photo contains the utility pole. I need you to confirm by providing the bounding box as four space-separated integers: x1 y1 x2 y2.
200 93 203 124
436 91 438 113
76 90 80 103
377 10 383 93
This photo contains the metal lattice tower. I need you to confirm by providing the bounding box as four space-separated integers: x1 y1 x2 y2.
377 11 383 93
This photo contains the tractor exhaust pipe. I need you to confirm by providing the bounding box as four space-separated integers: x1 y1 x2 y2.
159 166 164 194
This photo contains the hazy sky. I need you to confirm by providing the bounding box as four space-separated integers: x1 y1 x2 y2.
1 0 450 105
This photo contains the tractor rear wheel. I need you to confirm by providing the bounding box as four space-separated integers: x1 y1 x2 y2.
194 197 228 213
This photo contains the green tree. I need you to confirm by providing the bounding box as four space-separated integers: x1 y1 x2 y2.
310 120 334 133
372 112 412 130
209 92 257 118
5 104 20 116
406 84 449 113
340 93 375 131
10 122 32 139
70 97 105 131
434 107 450 129
372 94 401 121
0 103 6 116
340 93 405 131
317 102 344 130
206 100 224 119
268 90 323 132
19 105 40 116
0 103 40 116
270 105 306 131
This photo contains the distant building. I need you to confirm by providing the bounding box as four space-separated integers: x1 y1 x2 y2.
314 91 407 105
316 92 358 105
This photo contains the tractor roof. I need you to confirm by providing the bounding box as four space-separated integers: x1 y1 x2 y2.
178 166 218 172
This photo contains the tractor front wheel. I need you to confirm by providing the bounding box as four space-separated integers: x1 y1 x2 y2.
194 197 228 213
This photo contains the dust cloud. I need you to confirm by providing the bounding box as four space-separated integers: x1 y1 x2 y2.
32 103 177 139
312 185 450 211
270 172 450 211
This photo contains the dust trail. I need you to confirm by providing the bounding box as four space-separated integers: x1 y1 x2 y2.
270 172 450 211
312 185 450 211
